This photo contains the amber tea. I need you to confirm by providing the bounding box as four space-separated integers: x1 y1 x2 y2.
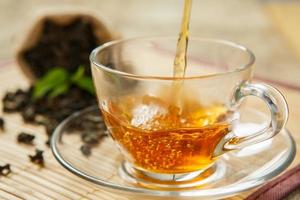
101 95 230 173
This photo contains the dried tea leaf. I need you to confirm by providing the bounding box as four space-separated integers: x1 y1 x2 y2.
0 117 4 131
17 132 35 144
0 164 11 176
80 144 92 157
29 149 44 166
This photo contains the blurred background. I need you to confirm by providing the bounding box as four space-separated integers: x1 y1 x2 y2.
0 0 299 87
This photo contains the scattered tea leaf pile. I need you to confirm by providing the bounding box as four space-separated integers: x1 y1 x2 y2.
1 17 109 162
22 18 98 77
0 117 42 175
2 84 96 146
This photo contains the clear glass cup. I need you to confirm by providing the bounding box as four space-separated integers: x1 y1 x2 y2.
90 37 288 187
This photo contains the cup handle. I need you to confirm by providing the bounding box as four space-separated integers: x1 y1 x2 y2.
225 82 289 150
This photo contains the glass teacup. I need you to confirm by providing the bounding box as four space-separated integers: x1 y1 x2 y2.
90 37 288 186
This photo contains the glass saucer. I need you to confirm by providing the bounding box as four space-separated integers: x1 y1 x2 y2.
51 106 296 200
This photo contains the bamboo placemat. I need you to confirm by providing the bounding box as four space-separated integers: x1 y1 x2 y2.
0 62 299 200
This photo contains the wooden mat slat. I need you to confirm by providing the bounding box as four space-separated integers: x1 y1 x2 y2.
10 174 70 200
0 192 11 200
85 191 129 200
17 169 82 199
1 153 90 198
27 169 92 196
0 151 98 195
0 188 24 200
0 177 49 200
0 146 97 198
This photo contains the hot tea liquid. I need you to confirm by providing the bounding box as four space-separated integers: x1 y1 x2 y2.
101 95 230 173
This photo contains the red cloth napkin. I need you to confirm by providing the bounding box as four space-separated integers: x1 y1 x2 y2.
246 164 300 200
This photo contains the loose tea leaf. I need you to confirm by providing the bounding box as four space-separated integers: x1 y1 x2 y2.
80 144 92 157
0 117 4 131
0 164 11 176
81 131 101 144
74 77 95 95
69 113 109 157
29 149 44 166
48 82 70 98
21 105 35 122
71 66 85 82
17 132 35 144
2 89 29 112
71 66 95 95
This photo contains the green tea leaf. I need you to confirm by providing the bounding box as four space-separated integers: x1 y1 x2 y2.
48 82 70 98
33 82 55 100
33 68 69 100
32 66 95 100
71 66 85 82
70 66 95 95
74 76 95 95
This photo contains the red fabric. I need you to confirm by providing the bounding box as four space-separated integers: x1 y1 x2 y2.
246 164 300 200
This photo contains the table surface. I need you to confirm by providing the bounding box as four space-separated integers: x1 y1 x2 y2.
0 0 300 199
